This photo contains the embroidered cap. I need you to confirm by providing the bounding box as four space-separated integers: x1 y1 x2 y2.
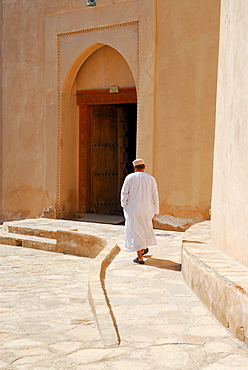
132 158 145 166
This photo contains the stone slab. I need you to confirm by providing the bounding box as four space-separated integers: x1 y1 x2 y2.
56 230 106 258
3 219 82 239
0 233 23 246
1 218 122 347
88 240 121 347
1 220 248 368
6 225 58 239
0 232 56 250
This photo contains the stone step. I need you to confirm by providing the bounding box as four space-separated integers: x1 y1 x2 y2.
182 221 248 345
72 212 125 225
0 228 105 258
0 232 57 252
3 221 79 240
6 225 58 239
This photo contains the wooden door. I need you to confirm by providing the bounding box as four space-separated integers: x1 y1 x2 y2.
77 88 137 213
90 105 118 214
117 108 128 213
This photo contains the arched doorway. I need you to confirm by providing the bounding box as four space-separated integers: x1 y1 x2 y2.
77 88 137 215
59 45 138 219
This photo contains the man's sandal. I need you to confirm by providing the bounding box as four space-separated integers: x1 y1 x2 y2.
142 248 149 256
133 257 145 265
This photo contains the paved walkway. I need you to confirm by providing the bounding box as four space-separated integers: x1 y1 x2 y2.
0 223 248 369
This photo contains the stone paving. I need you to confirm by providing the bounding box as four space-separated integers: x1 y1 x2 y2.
0 223 248 369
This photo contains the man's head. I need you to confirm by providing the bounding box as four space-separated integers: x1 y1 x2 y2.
132 158 145 171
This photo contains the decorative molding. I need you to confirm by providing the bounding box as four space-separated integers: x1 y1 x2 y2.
56 21 139 217
56 34 62 217
57 20 138 38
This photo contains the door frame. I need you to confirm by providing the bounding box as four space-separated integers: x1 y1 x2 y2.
77 87 137 213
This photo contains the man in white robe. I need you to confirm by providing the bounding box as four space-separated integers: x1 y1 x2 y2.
120 158 159 264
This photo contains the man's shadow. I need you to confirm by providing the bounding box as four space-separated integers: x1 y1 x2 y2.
144 256 181 271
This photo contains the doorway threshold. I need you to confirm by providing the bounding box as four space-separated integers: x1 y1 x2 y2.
72 213 125 225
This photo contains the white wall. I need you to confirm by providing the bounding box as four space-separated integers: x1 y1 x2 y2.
211 0 248 265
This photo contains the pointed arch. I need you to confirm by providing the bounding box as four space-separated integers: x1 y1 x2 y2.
59 43 137 217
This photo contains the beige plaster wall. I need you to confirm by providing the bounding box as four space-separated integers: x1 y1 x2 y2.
44 0 155 218
0 1 87 221
2 1 47 221
1 0 220 230
0 0 2 220
153 0 220 229
1 0 135 222
76 46 135 90
211 0 248 266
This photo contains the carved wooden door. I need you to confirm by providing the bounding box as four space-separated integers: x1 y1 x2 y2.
90 105 118 214
77 88 137 214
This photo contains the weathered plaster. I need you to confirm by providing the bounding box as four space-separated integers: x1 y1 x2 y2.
1 1 47 221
